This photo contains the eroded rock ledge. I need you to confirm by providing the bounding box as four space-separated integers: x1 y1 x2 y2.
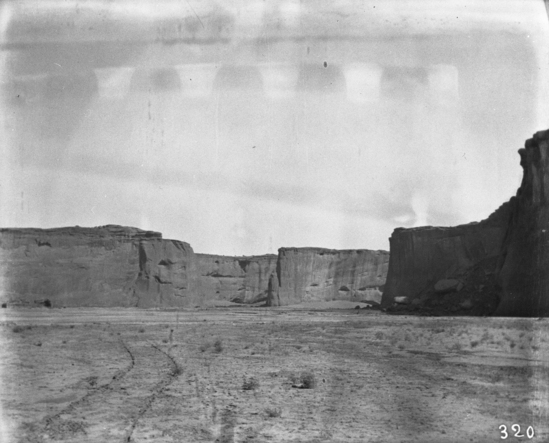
382 129 549 317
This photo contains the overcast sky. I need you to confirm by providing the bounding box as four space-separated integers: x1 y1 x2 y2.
1 0 548 256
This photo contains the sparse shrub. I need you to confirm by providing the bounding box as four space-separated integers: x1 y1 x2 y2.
213 339 223 353
300 371 316 389
12 325 24 333
162 339 169 344
43 299 51 308
199 343 210 353
242 376 259 391
470 340 479 348
509 342 516 349
70 325 75 329
138 328 145 333
398 344 405 350
1 303 6 308
375 331 384 340
265 407 281 418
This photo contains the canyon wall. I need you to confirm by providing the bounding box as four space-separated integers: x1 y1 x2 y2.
271 248 389 306
195 254 278 304
0 228 388 308
0 225 198 308
494 130 549 316
382 129 549 317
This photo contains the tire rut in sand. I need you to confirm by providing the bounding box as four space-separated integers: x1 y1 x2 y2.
38 338 135 441
123 343 182 443
29 340 178 442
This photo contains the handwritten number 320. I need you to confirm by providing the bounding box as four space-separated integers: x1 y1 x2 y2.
500 424 535 439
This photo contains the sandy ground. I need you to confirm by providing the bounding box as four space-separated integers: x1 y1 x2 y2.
0 307 548 443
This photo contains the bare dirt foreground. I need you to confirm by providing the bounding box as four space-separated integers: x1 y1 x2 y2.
0 307 548 443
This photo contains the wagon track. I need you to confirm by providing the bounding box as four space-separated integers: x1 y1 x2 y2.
28 340 180 443
41 338 135 439
123 342 181 443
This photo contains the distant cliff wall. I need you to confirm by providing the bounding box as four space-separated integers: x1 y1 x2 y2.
0 226 389 308
195 254 278 304
0 225 197 308
271 248 389 306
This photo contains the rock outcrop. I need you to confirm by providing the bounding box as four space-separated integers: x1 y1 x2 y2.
382 129 549 317
0 225 198 308
195 254 278 304
494 130 549 316
0 227 388 308
271 248 389 306
381 203 510 314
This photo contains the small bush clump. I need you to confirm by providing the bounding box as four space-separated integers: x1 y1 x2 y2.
300 371 316 389
264 407 281 418
290 371 316 389
12 325 24 333
213 339 223 353
242 376 259 391
470 340 479 348
138 328 145 333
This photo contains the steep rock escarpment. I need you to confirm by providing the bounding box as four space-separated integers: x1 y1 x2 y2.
271 248 389 306
495 130 549 316
0 225 197 308
381 203 510 314
382 129 549 317
196 254 278 304
0 228 389 308
134 238 197 308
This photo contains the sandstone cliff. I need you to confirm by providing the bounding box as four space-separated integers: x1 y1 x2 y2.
0 226 389 308
0 225 197 308
382 129 549 317
495 130 549 316
195 254 277 304
271 247 389 306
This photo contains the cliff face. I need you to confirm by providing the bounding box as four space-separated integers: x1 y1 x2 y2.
271 248 389 306
382 129 549 317
495 130 549 316
195 254 278 304
381 203 510 313
0 225 197 308
134 238 197 308
0 226 389 308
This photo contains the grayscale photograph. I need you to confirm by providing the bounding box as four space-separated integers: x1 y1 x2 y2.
0 0 548 441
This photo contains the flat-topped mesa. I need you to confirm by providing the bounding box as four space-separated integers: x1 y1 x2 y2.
0 225 197 308
382 129 549 317
271 247 390 306
195 253 278 304
495 129 549 316
0 224 162 247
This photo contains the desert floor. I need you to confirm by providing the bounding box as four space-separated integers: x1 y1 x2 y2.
1 306 548 443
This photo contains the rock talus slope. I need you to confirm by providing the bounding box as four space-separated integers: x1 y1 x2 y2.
382 129 549 317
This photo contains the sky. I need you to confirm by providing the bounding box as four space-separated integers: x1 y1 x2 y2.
1 0 549 256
